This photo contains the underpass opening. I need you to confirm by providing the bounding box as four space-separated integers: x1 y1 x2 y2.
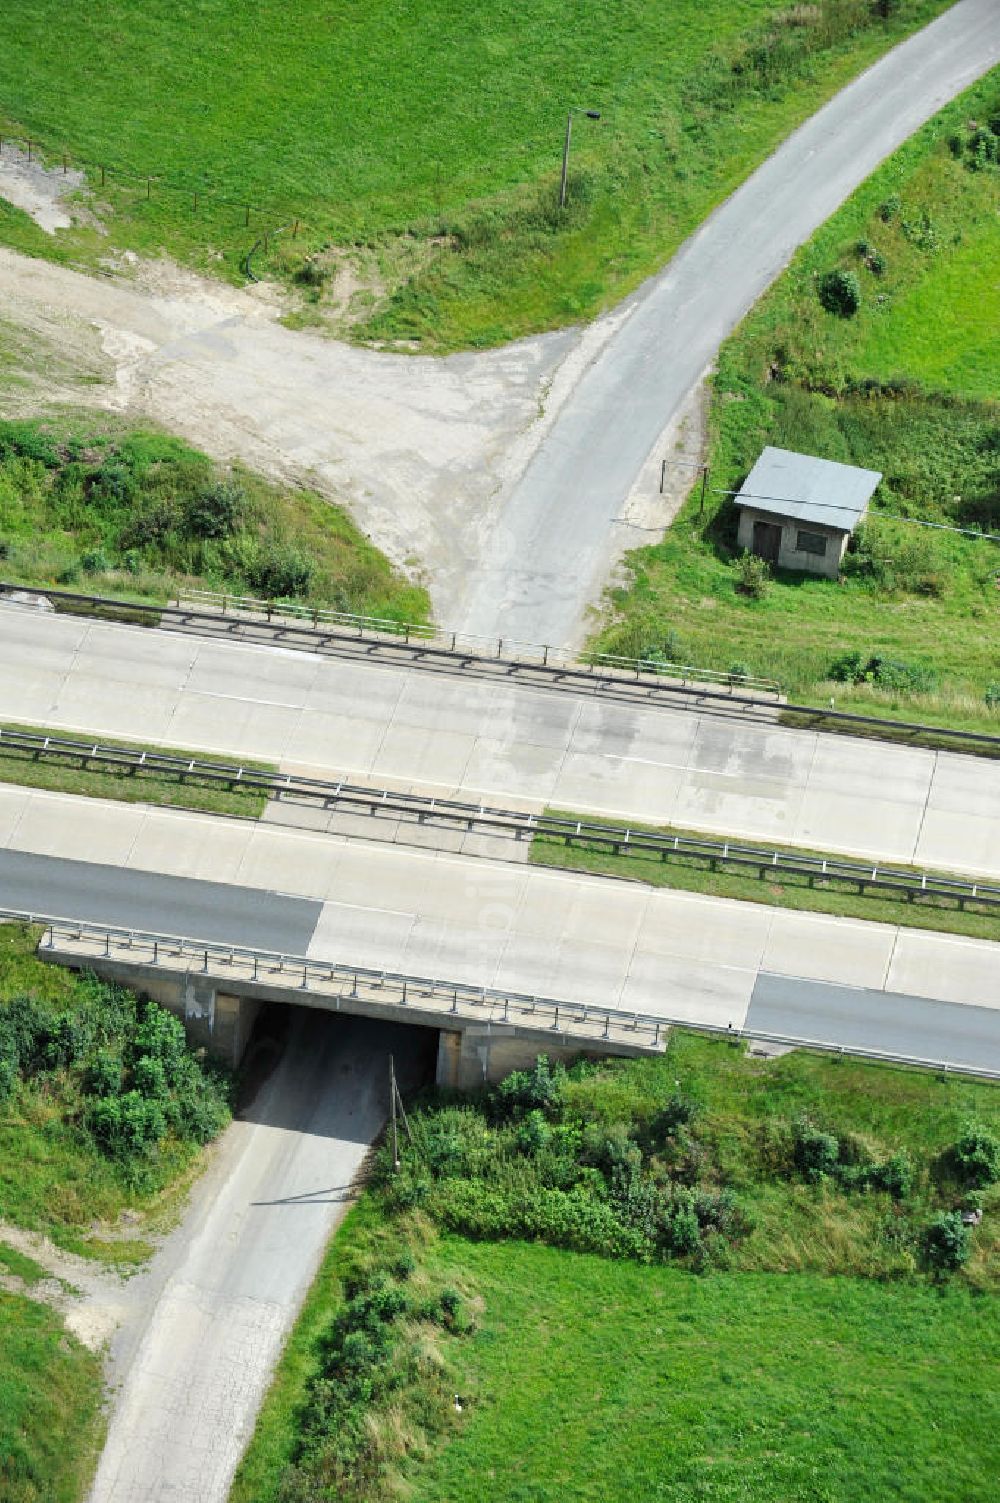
235 1001 440 1138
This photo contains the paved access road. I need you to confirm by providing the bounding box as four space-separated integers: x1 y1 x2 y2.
456 0 1000 645
3 788 998 1059
3 605 999 877
88 1009 434 1503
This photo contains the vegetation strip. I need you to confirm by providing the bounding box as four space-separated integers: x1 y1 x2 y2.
234 1038 1000 1503
0 418 429 623
531 811 1000 945
6 579 1000 758
0 722 272 818
0 922 232 1261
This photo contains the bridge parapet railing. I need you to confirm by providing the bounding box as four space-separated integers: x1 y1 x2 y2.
175 587 783 696
26 912 666 1053
3 908 998 1081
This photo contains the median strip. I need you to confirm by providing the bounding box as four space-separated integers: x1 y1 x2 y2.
1 725 995 943
530 810 1000 944
0 723 272 818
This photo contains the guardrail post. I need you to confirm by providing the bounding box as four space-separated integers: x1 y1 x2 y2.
300 964 309 989
153 941 158 965
203 949 209 972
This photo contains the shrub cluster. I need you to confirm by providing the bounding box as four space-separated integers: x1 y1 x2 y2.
847 523 945 598
950 114 1000 173
827 649 938 695
791 1118 914 1197
382 1058 749 1268
0 421 392 609
280 1264 466 1500
0 972 230 1173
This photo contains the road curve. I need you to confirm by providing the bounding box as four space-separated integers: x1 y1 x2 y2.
455 0 1000 648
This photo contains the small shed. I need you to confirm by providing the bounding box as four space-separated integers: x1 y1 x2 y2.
734 446 882 579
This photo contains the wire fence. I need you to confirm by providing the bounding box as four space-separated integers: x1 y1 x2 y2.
2 726 997 914
0 129 307 243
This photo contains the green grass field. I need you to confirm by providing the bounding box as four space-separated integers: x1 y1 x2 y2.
0 1289 104 1503
596 72 1000 733
234 1034 1000 1502
0 1 952 349
407 1242 1000 1503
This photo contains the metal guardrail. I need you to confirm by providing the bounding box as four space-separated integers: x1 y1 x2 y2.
175 587 783 694
3 581 999 756
5 909 997 1082
2 726 997 912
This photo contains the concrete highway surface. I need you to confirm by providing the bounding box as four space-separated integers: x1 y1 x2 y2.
3 605 999 877
2 788 998 1064
456 0 1000 646
88 1009 434 1503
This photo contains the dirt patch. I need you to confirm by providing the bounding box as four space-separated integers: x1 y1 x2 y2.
0 142 88 234
0 243 578 615
0 1222 135 1352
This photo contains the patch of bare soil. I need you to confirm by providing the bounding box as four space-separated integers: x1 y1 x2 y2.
0 1222 134 1351
0 142 90 234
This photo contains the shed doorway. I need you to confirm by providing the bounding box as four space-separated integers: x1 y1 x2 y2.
752 520 781 565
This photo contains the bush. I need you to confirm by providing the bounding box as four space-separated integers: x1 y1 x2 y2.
793 1119 840 1182
921 1211 971 1273
950 1124 1000 1189
733 549 770 599
0 420 60 467
985 683 1000 709
244 541 312 598
826 649 938 694
80 547 111 574
870 1151 914 1200
183 480 246 540
492 1056 567 1122
89 1089 168 1158
818 269 861 317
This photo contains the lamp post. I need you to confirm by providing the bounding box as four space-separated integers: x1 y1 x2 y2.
559 108 601 209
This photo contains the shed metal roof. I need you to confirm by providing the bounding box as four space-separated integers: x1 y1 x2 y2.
734 446 882 533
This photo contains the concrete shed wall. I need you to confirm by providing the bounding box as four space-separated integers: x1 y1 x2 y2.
737 508 849 579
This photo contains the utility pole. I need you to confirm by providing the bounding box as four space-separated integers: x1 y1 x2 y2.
389 1054 400 1171
559 113 573 210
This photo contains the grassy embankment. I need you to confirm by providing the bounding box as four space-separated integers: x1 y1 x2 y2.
0 1 953 350
596 73 1000 733
0 922 231 1262
0 921 235 1499
234 1038 1000 1503
0 417 429 618
531 812 1000 943
0 1275 105 1503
